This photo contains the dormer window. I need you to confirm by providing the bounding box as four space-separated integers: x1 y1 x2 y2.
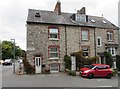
76 14 86 22
102 20 107 24
35 13 41 17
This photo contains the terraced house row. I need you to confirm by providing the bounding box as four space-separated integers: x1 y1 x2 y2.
26 1 119 73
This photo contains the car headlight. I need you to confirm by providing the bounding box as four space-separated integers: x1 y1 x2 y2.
84 70 91 73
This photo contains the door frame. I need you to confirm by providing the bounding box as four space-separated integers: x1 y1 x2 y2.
35 57 42 73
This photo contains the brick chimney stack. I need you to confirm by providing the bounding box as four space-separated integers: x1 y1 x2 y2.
77 7 86 14
54 1 61 15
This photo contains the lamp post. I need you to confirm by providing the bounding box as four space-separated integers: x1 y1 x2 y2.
11 39 15 73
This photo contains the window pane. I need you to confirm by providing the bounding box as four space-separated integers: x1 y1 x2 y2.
82 47 89 56
50 64 59 71
82 30 88 40
82 47 88 51
50 28 58 33
50 53 58 57
50 48 57 52
50 34 58 38
107 32 113 41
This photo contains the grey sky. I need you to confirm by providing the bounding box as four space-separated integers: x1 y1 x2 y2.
0 0 119 50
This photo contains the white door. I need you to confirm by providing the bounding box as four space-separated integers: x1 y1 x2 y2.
35 57 41 73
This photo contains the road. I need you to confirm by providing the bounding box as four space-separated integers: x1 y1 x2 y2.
1 63 119 88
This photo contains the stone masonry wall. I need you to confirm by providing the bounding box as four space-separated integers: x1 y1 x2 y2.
27 23 119 71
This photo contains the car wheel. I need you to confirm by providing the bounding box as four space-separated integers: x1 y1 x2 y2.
107 74 112 79
88 73 93 79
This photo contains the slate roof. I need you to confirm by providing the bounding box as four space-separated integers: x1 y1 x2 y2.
27 9 118 29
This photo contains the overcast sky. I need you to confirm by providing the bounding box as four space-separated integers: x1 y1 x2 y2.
0 0 119 50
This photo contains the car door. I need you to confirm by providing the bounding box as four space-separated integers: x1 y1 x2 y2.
94 66 103 77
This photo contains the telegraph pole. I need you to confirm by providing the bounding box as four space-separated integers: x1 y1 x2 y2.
11 39 15 73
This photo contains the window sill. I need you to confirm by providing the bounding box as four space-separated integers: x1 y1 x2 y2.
49 57 60 60
97 45 102 47
82 40 89 42
107 40 114 42
49 38 59 41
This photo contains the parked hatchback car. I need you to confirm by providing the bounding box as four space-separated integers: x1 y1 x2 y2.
80 64 112 79
2 59 12 66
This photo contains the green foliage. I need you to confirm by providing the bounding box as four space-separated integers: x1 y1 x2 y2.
116 55 120 71
71 50 99 69
2 40 24 60
64 55 71 70
104 51 113 67
68 70 76 76
111 68 118 76
23 55 35 74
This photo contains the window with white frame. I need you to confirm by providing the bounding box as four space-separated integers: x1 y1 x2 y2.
107 47 116 56
49 47 59 58
50 63 59 72
107 31 113 41
82 46 89 57
49 28 59 39
97 37 102 46
81 30 89 41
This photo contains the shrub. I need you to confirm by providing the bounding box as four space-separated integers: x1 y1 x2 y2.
70 50 99 69
68 70 76 76
111 68 118 76
23 55 35 74
116 55 120 71
64 55 71 70
104 51 113 68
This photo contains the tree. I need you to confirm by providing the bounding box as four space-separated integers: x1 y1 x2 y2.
71 50 99 69
104 51 113 68
2 40 24 60
64 55 71 70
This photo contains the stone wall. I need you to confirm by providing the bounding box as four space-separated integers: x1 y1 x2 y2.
27 23 119 71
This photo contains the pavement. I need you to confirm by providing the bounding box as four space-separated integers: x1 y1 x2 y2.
2 65 119 88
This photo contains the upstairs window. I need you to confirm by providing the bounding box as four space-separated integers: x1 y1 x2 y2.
76 14 86 22
81 30 89 41
97 37 102 46
48 45 60 59
82 46 90 57
107 31 113 41
50 47 58 58
48 27 59 40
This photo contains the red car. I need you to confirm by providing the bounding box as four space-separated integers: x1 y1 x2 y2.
80 64 112 79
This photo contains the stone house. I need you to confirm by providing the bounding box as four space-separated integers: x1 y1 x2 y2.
26 1 119 73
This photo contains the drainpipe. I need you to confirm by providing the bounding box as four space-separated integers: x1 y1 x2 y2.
65 25 67 55
78 26 81 49
94 28 96 56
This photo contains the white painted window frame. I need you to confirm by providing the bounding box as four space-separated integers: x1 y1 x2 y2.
97 37 102 46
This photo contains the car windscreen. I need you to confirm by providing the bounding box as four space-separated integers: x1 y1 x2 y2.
4 59 11 62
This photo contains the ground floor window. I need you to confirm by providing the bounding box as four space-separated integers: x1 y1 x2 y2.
82 46 90 57
50 63 59 73
107 47 116 56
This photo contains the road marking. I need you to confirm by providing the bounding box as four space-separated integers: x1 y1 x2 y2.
96 86 113 87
